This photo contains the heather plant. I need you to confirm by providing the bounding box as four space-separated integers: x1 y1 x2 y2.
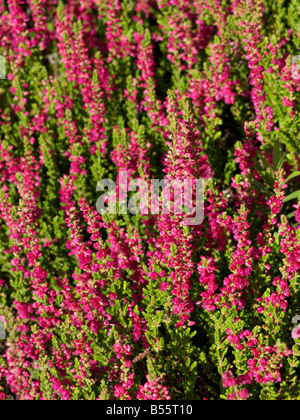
0 0 299 401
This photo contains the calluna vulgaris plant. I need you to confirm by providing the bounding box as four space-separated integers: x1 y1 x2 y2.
0 0 300 401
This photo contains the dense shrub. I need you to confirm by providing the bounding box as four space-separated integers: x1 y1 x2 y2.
0 0 300 400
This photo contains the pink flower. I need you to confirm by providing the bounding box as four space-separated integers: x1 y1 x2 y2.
292 325 300 340
239 389 250 400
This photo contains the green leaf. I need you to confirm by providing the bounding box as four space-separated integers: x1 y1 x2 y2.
286 171 300 183
190 361 197 372
283 190 300 203
254 153 274 188
275 152 287 171
257 150 272 171
252 179 273 197
273 140 285 170
287 211 295 219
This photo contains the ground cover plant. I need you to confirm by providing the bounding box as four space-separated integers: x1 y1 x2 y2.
0 0 300 401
